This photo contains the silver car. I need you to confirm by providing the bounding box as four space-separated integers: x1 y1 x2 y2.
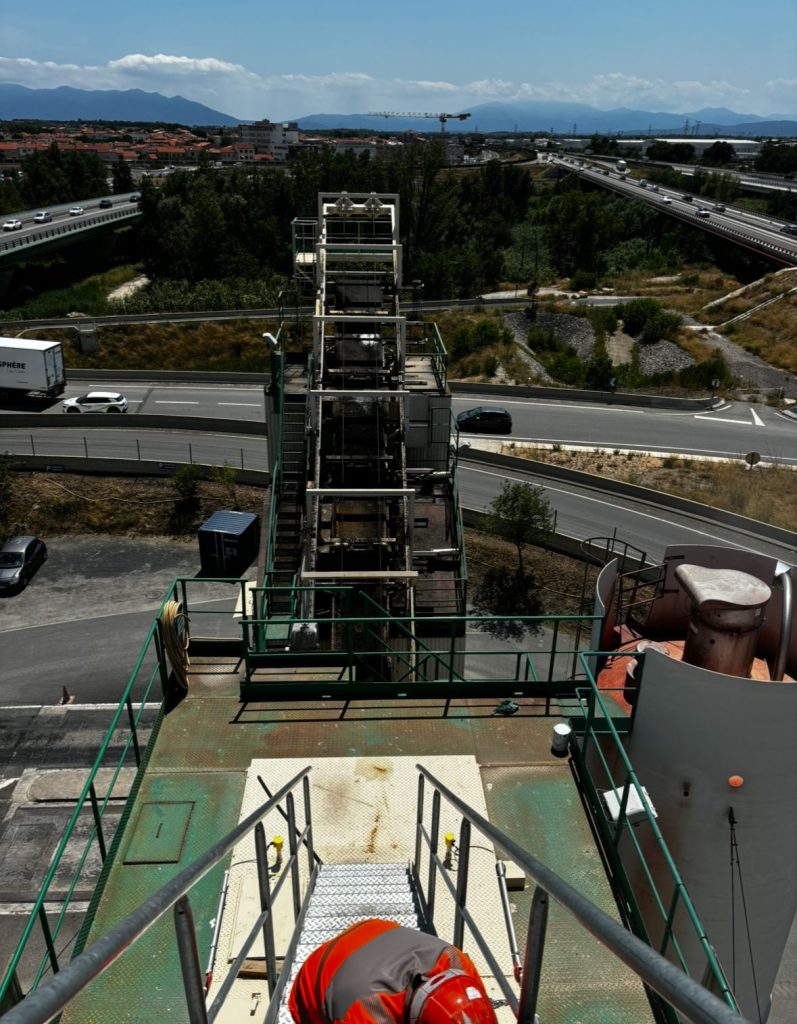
62 391 128 414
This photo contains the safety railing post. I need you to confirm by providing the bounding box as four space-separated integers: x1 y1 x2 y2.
37 905 59 977
303 775 315 876
517 886 549 1024
453 818 471 950
88 782 107 863
427 789 441 922
286 793 301 920
125 696 141 766
255 823 278 997
414 774 425 876
174 895 209 1024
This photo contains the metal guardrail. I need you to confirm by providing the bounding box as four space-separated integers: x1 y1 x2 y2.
413 765 748 1024
0 765 315 1024
0 207 140 256
570 652 738 1013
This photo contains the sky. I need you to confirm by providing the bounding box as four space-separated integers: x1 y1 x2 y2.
1 0 795 122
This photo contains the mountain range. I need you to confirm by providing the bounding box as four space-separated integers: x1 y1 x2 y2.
0 83 238 126
0 83 794 137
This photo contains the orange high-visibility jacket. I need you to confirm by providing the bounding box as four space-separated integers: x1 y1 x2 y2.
288 918 486 1024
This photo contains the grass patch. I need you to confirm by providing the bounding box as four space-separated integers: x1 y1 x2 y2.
509 446 797 533
4 472 268 538
0 265 144 321
37 319 279 372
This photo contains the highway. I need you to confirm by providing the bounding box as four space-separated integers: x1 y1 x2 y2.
9 382 795 465
3 388 796 567
551 157 797 265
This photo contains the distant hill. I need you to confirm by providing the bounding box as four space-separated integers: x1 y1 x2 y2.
0 83 239 126
298 101 797 137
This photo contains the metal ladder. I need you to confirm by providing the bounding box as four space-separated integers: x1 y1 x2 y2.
278 863 422 1024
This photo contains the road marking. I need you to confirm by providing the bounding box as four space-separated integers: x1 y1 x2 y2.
461 465 791 559
750 407 765 427
217 402 261 407
154 400 199 404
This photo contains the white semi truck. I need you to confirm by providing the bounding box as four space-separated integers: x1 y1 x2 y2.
0 337 67 401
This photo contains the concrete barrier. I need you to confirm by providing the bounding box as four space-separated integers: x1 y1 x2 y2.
0 414 267 435
11 455 270 486
68 370 269 385
449 380 717 412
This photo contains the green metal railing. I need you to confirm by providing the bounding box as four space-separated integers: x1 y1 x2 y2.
406 321 448 390
571 651 738 1015
0 599 168 1007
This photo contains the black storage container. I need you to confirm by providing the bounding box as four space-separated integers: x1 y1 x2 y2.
198 510 260 575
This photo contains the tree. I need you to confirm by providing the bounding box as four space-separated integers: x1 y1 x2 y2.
111 156 134 193
700 141 736 167
484 481 553 578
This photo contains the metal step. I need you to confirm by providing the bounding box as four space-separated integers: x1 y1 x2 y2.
276 863 419 1023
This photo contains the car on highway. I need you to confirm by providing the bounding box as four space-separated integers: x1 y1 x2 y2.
62 391 128 414
696 207 711 218
638 179 648 188
456 406 512 435
713 203 726 212
781 223 797 236
33 211 53 223
661 195 672 204
99 198 113 209
129 193 140 203
2 218 22 231
682 194 693 202
0 536 47 592
651 184 659 192
69 206 84 216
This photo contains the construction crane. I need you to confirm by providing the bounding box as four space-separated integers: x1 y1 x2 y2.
370 111 471 133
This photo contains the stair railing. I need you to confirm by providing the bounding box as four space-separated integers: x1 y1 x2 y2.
0 768 317 1024
413 765 748 1024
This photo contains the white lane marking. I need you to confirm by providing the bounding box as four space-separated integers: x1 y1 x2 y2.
461 465 792 559
154 400 199 405
455 397 648 415
217 402 261 407
694 416 754 425
750 407 765 427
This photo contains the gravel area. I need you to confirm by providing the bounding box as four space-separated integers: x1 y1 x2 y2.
636 339 695 375
683 322 797 397
534 311 596 359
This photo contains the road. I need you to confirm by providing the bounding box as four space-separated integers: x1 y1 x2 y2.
5 386 795 466
550 156 797 265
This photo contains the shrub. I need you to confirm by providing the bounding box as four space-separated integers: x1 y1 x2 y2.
569 269 596 291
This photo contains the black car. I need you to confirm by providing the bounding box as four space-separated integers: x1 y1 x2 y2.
99 198 113 209
456 406 512 434
0 535 47 591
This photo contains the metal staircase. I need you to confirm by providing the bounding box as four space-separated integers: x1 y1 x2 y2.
278 863 422 1024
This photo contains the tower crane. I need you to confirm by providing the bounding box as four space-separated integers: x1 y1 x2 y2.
370 111 471 133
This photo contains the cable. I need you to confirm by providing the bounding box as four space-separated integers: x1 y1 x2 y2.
161 600 190 692
728 807 763 1024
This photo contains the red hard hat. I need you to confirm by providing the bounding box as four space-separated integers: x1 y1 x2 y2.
407 969 498 1024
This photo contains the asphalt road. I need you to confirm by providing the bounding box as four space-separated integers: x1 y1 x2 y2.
6 384 797 465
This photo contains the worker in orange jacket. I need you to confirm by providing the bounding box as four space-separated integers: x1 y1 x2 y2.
289 918 498 1024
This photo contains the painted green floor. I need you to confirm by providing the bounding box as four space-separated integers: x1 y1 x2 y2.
63 661 653 1023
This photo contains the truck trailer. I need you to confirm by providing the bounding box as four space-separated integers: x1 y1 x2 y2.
0 337 67 401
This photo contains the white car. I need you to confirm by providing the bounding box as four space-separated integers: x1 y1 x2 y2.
2 219 22 231
69 206 84 216
62 391 128 414
661 196 672 204
33 211 53 223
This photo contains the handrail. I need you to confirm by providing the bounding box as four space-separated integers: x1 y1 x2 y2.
0 767 312 1024
573 653 736 1000
414 765 749 1024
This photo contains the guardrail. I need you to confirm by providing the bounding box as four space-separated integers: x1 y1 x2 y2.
0 414 267 434
572 168 797 266
0 207 140 256
449 380 719 411
461 449 797 551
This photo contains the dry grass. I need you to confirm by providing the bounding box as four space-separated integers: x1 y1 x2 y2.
464 527 598 617
4 472 268 539
507 446 797 532
51 319 279 372
603 267 740 315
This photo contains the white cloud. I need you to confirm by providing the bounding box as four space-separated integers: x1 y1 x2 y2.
0 55 783 120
